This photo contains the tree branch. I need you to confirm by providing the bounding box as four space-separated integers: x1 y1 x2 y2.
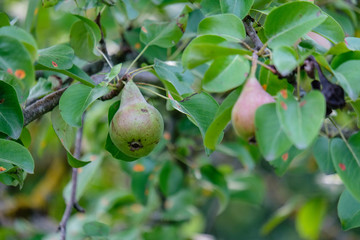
58 113 85 240
243 16 264 51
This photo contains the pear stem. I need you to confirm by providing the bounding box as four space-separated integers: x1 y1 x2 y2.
249 52 258 79
136 82 182 98
137 86 171 101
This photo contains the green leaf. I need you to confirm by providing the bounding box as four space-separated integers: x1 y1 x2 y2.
345 37 360 51
313 13 345 44
0 26 38 61
272 46 298 76
159 161 184 196
0 36 35 102
227 172 265 205
83 221 110 237
331 51 360 70
153 59 193 96
220 0 254 19
334 60 360 100
0 81 24 139
331 133 360 201
106 63 122 82
259 60 292 96
70 21 100 62
216 141 256 170
51 106 76 152
202 55 249 93
140 20 183 48
182 35 250 69
59 84 109 127
19 128 31 148
312 136 335 174
35 64 96 87
264 2 327 48
105 101 138 162
173 92 219 154
42 0 58 8
0 139 34 174
204 87 241 150
28 77 52 100
338 189 360 230
198 14 246 41
255 103 292 161
38 44 74 70
67 152 90 168
276 90 325 149
295 198 327 240
200 164 229 214
64 154 103 202
269 146 304 176
0 12 10 27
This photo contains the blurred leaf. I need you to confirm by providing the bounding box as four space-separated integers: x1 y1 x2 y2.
345 37 360 51
140 20 182 48
59 84 109 127
295 198 327 240
83 221 110 237
255 103 292 161
35 64 96 87
202 55 249 93
334 60 360 100
67 152 91 168
331 133 360 201
262 196 302 235
38 44 74 70
0 26 38 61
0 12 10 27
198 14 246 41
331 51 360 69
159 161 184 196
51 106 76 152
28 77 52 100
312 136 335 174
350 99 360 128
204 87 241 150
106 63 122 82
272 46 297 76
259 60 292 96
19 128 31 148
64 154 103 202
200 164 229 214
264 2 327 48
227 172 265 205
143 226 179 240
42 0 58 8
182 35 250 69
0 139 34 174
0 36 35 102
338 189 360 230
0 81 23 139
217 141 255 170
276 90 325 149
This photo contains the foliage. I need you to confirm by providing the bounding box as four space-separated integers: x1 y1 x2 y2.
1 0 360 239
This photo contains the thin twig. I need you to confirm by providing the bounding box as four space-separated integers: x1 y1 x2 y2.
58 113 85 240
243 16 264 51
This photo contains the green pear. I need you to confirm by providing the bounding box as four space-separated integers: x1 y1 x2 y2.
109 80 164 158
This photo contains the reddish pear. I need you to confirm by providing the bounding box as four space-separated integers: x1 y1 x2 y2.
231 54 275 139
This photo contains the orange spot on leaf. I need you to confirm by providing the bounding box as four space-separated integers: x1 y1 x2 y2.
14 69 26 79
280 101 288 110
280 89 288 99
78 168 83 174
52 61 58 67
282 153 289 161
262 84 267 91
133 164 145 172
0 167 6 172
134 42 141 49
34 8 38 15
7 68 12 74
339 163 346 171
90 155 97 161
300 100 306 107
141 26 148 33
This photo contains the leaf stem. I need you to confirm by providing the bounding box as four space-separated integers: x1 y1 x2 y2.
329 117 360 167
137 86 170 100
125 44 150 75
